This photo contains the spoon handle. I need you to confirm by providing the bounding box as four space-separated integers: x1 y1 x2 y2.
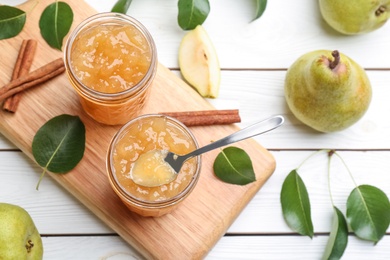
182 115 284 160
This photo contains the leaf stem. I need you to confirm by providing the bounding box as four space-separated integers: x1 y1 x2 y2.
327 152 335 207
333 151 359 188
296 149 329 171
36 167 47 190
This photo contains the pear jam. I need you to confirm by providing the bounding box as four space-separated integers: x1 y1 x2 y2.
65 13 157 125
71 24 150 93
131 149 177 187
107 115 201 217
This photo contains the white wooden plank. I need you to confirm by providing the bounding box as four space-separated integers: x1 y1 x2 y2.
82 0 113 12
1 151 389 234
2 69 388 150
209 235 390 260
0 134 15 150
41 235 142 260
1 0 28 5
39 235 390 260
86 0 390 69
178 70 390 149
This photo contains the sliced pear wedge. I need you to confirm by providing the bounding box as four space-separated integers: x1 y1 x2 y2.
179 25 221 98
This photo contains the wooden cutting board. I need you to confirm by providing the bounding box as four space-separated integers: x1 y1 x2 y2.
0 0 276 259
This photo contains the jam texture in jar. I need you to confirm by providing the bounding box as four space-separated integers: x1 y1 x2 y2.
107 114 201 217
64 13 157 125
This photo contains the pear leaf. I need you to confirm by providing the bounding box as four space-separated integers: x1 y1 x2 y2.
39 1 73 50
0 6 26 40
178 0 210 30
111 0 133 14
213 147 256 185
253 0 267 21
32 114 85 189
281 169 314 238
323 206 348 260
346 185 390 242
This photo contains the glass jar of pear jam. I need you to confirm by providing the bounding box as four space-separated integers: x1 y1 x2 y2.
106 114 201 217
64 13 157 125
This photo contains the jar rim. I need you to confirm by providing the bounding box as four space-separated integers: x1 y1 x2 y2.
64 12 157 101
106 114 201 209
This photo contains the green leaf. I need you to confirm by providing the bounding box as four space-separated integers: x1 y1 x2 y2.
0 6 26 40
253 0 267 21
178 0 210 30
213 147 256 185
32 114 85 189
347 185 390 242
281 169 314 238
39 1 73 50
323 206 348 260
111 0 133 14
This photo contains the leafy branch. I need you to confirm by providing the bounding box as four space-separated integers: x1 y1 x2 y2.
281 150 390 259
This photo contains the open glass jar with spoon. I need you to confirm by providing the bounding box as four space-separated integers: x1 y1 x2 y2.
106 114 201 217
107 113 284 217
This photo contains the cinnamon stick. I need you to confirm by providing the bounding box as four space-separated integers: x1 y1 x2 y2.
0 58 65 102
3 39 37 112
161 109 241 126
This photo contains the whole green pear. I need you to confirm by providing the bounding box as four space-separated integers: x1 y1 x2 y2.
0 203 43 260
319 0 390 34
284 50 372 132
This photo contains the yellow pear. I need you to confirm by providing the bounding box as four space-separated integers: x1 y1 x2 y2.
0 203 43 259
319 0 390 34
284 50 372 132
179 25 220 98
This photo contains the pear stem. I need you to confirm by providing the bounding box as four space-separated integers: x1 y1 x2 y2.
329 50 340 70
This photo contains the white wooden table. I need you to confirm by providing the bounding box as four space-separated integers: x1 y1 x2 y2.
1 0 390 259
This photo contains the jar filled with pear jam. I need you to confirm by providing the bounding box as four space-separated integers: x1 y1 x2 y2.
64 13 157 125
106 114 201 217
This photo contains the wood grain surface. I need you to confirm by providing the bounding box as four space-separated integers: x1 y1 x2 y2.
0 0 276 259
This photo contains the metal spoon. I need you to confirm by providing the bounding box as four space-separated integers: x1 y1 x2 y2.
165 114 284 173
132 115 284 187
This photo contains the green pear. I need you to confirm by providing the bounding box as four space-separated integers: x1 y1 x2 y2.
284 50 372 132
319 0 390 34
0 203 43 260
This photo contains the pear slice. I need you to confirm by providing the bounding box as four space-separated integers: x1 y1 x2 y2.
179 25 221 98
